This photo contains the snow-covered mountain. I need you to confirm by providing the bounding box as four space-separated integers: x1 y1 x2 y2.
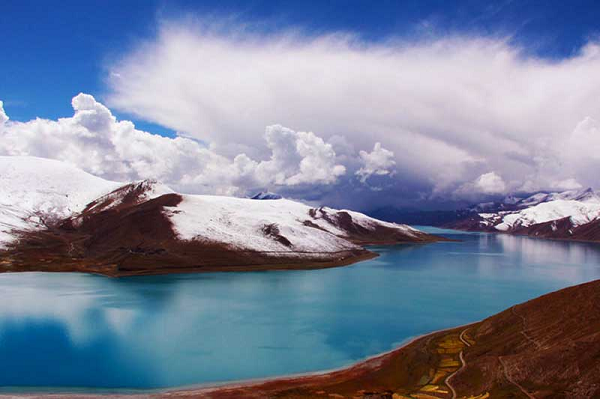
0 156 437 276
451 187 600 241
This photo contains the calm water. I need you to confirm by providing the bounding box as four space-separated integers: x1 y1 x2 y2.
1 228 600 391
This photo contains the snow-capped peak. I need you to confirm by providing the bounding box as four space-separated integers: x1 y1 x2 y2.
0 156 122 247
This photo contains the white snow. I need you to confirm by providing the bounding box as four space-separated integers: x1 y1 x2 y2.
167 198 418 254
0 156 122 248
168 196 351 254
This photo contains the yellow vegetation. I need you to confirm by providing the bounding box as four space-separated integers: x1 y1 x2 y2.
431 369 450 383
411 394 444 399
439 357 460 368
460 393 490 399
420 384 439 392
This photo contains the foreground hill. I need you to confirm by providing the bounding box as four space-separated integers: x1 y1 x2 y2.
0 156 438 276
446 188 600 242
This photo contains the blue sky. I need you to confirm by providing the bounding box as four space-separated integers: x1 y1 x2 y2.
2 1 600 211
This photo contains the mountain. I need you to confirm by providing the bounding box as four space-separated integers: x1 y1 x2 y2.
250 191 283 200
447 187 600 241
0 156 439 276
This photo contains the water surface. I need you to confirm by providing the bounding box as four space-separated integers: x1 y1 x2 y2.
1 228 599 391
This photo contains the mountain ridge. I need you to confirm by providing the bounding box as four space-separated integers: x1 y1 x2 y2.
446 187 600 241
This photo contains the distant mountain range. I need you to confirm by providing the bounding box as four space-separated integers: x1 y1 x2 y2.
0 156 438 276
372 187 600 242
448 187 600 241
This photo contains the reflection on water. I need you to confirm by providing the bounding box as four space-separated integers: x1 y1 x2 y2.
0 229 599 390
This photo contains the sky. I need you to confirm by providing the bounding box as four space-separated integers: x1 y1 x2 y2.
1 0 600 212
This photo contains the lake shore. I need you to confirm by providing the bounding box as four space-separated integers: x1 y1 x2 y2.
0 322 476 398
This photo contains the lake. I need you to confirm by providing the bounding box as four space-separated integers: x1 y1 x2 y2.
1 227 599 392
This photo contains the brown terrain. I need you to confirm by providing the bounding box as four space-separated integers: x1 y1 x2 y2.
8 279 599 399
0 182 439 277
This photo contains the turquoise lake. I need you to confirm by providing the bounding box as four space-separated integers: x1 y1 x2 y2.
1 227 600 391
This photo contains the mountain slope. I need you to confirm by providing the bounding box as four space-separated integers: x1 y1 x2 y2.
0 156 438 276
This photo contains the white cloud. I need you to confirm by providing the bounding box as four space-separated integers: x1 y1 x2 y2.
4 20 600 210
0 101 8 125
563 117 600 180
474 172 506 194
518 116 600 194
0 94 350 195
105 21 600 201
550 178 583 191
569 117 600 159
455 171 506 197
356 142 395 183
250 125 345 186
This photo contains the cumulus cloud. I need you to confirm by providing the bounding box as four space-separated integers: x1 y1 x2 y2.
0 94 353 195
474 172 506 194
250 125 345 186
104 20 600 205
455 171 507 198
356 142 395 183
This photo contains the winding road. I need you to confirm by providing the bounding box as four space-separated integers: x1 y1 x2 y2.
445 328 470 399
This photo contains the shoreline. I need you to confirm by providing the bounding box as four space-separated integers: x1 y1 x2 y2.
447 225 600 245
0 238 445 278
0 249 379 278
